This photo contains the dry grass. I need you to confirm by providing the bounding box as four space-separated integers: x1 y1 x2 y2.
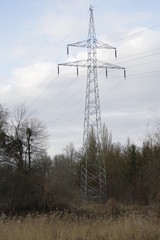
0 207 160 240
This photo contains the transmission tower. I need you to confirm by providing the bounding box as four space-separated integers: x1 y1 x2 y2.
58 5 126 202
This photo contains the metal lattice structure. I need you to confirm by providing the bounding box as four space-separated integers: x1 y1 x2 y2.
58 6 126 202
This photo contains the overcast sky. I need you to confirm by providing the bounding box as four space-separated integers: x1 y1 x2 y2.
0 0 160 156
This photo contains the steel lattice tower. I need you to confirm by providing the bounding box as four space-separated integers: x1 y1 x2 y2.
58 6 126 202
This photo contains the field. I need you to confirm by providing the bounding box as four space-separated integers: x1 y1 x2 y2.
1 202 160 240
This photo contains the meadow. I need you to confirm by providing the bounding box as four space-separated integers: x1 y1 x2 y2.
1 202 160 240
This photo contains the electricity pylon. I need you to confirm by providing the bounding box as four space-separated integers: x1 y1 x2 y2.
58 5 126 202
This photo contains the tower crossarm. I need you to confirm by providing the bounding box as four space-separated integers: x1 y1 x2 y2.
67 39 115 49
58 60 88 68
67 39 117 56
68 40 88 48
58 60 124 69
96 60 126 78
96 60 125 69
58 60 126 77
67 41 88 55
95 40 115 49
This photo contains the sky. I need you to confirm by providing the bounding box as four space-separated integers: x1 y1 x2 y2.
0 0 160 156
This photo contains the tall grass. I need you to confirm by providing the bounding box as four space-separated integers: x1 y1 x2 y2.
0 210 160 240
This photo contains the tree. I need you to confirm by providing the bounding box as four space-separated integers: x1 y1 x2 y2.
51 144 80 202
0 104 9 165
102 124 112 154
7 105 48 171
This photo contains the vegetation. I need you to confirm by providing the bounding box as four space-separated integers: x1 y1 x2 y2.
1 102 160 238
1 204 160 240
1 103 160 211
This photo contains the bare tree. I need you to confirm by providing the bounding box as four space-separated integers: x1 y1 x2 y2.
101 123 112 153
0 104 9 164
7 105 48 171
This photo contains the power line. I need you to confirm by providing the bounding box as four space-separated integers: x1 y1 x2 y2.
32 50 160 111
21 7 89 106
38 67 160 155
25 46 160 112
37 74 85 115
36 67 159 127
16 6 160 135
23 69 57 105
21 17 160 110
46 70 160 134
127 59 160 69
25 65 83 110
33 60 160 127
115 51 160 65
112 24 160 43
115 47 160 61
47 78 124 134
42 9 160 158
21 9 160 107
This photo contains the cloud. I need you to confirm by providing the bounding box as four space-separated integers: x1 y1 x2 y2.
38 14 76 40
1 0 160 155
4 26 160 154
96 26 160 146
1 62 57 107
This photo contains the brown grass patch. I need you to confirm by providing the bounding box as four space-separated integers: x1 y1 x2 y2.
0 206 160 240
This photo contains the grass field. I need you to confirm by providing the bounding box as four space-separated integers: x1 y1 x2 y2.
0 203 160 240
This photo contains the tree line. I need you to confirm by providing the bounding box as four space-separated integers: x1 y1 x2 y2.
0 103 160 212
